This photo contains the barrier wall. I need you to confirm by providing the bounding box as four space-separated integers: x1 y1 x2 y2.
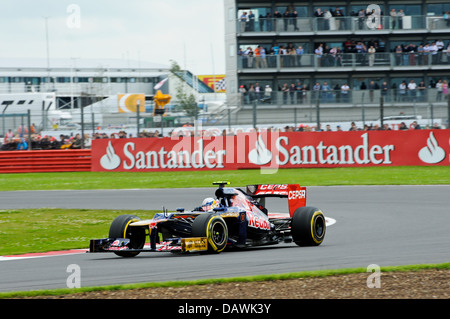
91 130 450 172
1 130 448 174
0 149 91 173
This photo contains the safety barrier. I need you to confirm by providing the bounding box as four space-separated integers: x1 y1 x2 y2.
91 130 450 171
0 149 92 173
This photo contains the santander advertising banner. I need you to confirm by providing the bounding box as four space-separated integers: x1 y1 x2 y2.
91 130 450 172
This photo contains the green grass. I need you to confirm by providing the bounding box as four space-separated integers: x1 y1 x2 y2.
1 263 448 299
0 166 449 191
0 208 157 256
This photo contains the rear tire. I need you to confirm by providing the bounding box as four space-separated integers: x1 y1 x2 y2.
109 214 146 257
291 207 326 246
192 213 228 253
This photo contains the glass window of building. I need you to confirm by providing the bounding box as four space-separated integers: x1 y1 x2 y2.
389 5 421 16
427 3 450 15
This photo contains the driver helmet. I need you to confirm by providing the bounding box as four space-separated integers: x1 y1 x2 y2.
201 197 220 211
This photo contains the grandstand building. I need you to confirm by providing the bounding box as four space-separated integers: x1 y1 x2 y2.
0 58 170 108
224 0 450 126
0 57 227 132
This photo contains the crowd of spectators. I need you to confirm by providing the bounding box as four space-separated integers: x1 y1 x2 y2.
0 128 186 151
0 118 445 152
0 130 89 151
238 38 450 69
238 77 450 105
239 6 450 33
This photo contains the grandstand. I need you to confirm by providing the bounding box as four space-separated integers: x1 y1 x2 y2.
223 0 450 128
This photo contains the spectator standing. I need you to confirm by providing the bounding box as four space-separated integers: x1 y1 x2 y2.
246 48 254 68
291 10 299 31
334 8 344 30
254 82 262 100
239 85 248 104
408 79 417 102
444 11 450 27
240 12 248 32
324 9 334 30
369 81 376 102
381 81 389 102
321 81 331 102
314 8 324 31
442 80 449 98
289 83 296 104
265 12 272 31
399 81 407 101
358 9 365 30
248 11 255 31
446 43 450 65
315 44 323 67
273 10 282 31
283 10 290 31
390 83 397 101
288 46 297 67
417 44 424 65
397 9 404 29
423 43 430 65
417 81 427 102
259 13 265 31
296 46 304 66
281 83 289 104
436 39 444 62
296 82 304 103
248 84 256 102
406 43 416 66
312 82 321 101
259 46 267 68
436 79 443 101
341 83 350 103
430 42 439 64
390 9 397 29
368 45 376 66
263 85 272 103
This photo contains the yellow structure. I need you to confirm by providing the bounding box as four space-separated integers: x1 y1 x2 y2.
153 90 171 115
118 94 145 113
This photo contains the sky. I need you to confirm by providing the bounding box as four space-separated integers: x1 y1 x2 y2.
0 0 226 75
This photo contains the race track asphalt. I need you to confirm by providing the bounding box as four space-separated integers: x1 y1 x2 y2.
0 185 449 292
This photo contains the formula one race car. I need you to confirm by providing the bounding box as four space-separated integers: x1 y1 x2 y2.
89 182 327 257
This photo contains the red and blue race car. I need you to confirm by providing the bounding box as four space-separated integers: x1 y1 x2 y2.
89 182 329 257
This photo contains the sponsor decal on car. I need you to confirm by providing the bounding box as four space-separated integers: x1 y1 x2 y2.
246 210 270 230
181 237 208 252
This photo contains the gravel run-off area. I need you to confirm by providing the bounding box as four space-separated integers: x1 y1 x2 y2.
29 269 449 299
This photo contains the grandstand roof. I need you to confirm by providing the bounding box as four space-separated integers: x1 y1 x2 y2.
0 57 170 71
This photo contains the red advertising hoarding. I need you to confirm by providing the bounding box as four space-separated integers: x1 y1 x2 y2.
91 130 450 172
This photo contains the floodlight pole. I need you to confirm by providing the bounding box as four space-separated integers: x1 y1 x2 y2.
137 100 140 138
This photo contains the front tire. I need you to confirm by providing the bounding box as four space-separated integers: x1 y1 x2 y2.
291 207 326 246
192 214 228 253
109 214 146 257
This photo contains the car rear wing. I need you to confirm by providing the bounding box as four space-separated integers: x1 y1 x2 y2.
246 184 306 217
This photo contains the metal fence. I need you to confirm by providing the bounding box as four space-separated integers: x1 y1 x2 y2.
238 52 450 70
237 15 450 33
1 89 448 152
